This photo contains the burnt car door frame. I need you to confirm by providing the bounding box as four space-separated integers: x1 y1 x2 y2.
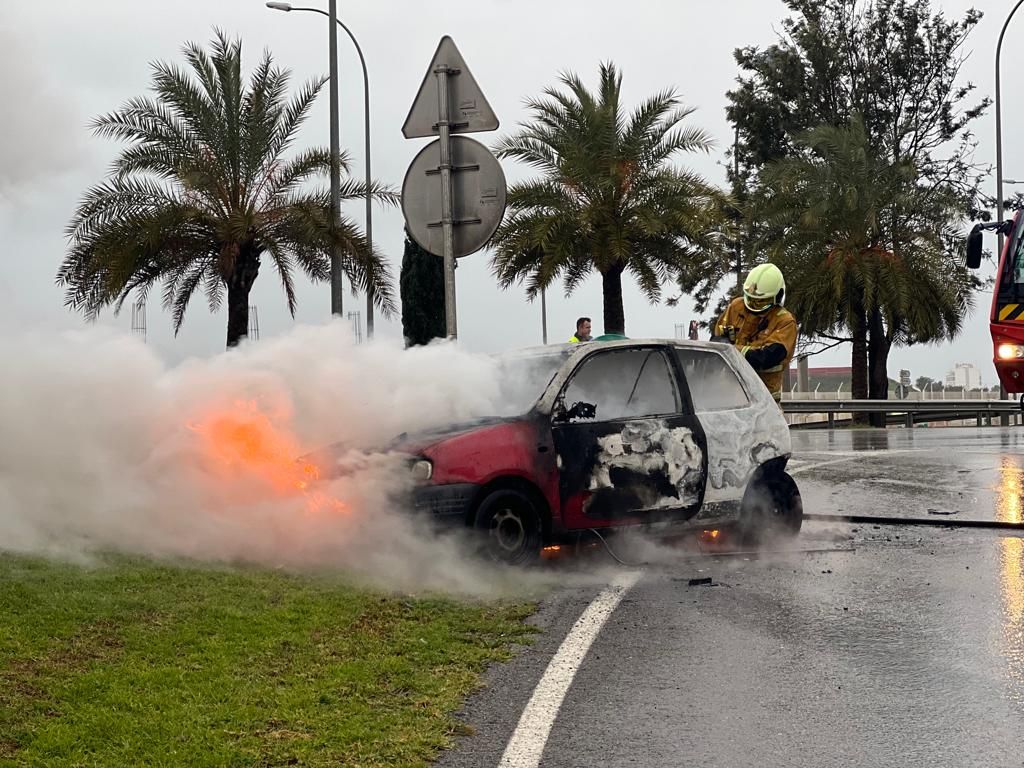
547 343 710 529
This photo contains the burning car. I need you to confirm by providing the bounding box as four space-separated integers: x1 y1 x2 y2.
388 338 802 564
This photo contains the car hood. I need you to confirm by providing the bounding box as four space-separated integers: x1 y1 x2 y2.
386 416 521 454
298 416 526 480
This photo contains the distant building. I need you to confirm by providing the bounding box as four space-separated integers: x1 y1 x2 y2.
945 363 982 391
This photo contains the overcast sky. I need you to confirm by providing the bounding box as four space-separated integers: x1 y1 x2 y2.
0 0 1015 385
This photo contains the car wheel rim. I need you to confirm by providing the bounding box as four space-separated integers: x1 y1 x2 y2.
491 507 526 553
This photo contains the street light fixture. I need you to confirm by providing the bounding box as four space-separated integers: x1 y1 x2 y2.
268 1 375 337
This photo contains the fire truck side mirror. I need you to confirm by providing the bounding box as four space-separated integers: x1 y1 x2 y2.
966 226 984 270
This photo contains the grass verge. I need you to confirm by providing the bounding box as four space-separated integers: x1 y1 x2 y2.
0 554 536 767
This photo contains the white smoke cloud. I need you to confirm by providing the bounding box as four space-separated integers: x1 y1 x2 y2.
0 26 85 198
0 322 577 595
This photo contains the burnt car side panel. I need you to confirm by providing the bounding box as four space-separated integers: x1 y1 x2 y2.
555 416 709 528
674 343 793 526
697 408 790 499
546 345 710 530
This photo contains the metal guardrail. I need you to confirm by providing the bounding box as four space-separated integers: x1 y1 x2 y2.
783 398 1019 413
784 392 1002 401
781 398 1022 428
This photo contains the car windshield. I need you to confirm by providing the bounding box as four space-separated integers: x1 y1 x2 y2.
487 347 573 416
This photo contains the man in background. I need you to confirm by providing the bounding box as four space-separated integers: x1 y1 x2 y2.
569 317 592 343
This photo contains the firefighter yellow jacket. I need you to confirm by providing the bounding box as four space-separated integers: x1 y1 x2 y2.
714 298 798 400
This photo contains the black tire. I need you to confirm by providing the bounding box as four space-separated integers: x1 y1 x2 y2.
473 488 543 566
737 472 803 548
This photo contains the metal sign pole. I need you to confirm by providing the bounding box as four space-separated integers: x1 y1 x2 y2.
541 287 548 344
434 63 458 339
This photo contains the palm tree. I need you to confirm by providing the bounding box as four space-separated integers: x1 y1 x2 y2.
58 31 397 348
490 63 724 336
759 115 974 406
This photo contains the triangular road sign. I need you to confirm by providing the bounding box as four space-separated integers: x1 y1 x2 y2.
402 36 499 139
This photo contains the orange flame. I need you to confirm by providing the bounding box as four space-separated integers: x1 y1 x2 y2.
187 399 347 517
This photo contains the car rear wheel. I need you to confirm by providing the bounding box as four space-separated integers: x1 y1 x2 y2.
737 472 803 547
473 489 543 566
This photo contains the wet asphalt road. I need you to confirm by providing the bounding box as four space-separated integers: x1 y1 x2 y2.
437 427 1024 768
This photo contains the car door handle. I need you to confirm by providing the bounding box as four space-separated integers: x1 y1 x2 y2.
537 444 550 453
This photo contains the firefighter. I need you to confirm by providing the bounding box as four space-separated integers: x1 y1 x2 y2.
714 263 798 402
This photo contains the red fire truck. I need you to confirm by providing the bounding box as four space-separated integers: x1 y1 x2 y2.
967 214 1024 400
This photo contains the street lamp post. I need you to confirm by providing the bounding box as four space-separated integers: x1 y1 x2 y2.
996 0 1024 256
540 288 547 344
267 1 374 336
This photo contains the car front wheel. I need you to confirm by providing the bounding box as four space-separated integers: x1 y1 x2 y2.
473 488 543 566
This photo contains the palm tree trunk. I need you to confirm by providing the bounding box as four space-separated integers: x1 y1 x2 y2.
850 305 868 400
867 308 891 427
851 332 868 399
601 261 626 335
850 301 868 425
226 248 260 348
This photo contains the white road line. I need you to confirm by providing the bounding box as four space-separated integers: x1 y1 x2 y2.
789 447 942 476
792 449 914 457
788 456 865 475
856 478 960 492
498 570 642 768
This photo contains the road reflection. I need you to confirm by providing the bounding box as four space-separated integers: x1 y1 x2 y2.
997 456 1024 524
997 456 1024 705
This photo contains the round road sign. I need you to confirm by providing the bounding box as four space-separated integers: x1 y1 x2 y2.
401 135 507 258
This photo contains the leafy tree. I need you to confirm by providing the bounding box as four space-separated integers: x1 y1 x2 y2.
760 117 975 412
719 0 988 398
490 63 725 336
915 376 935 392
728 0 988 188
399 231 446 346
58 31 397 348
